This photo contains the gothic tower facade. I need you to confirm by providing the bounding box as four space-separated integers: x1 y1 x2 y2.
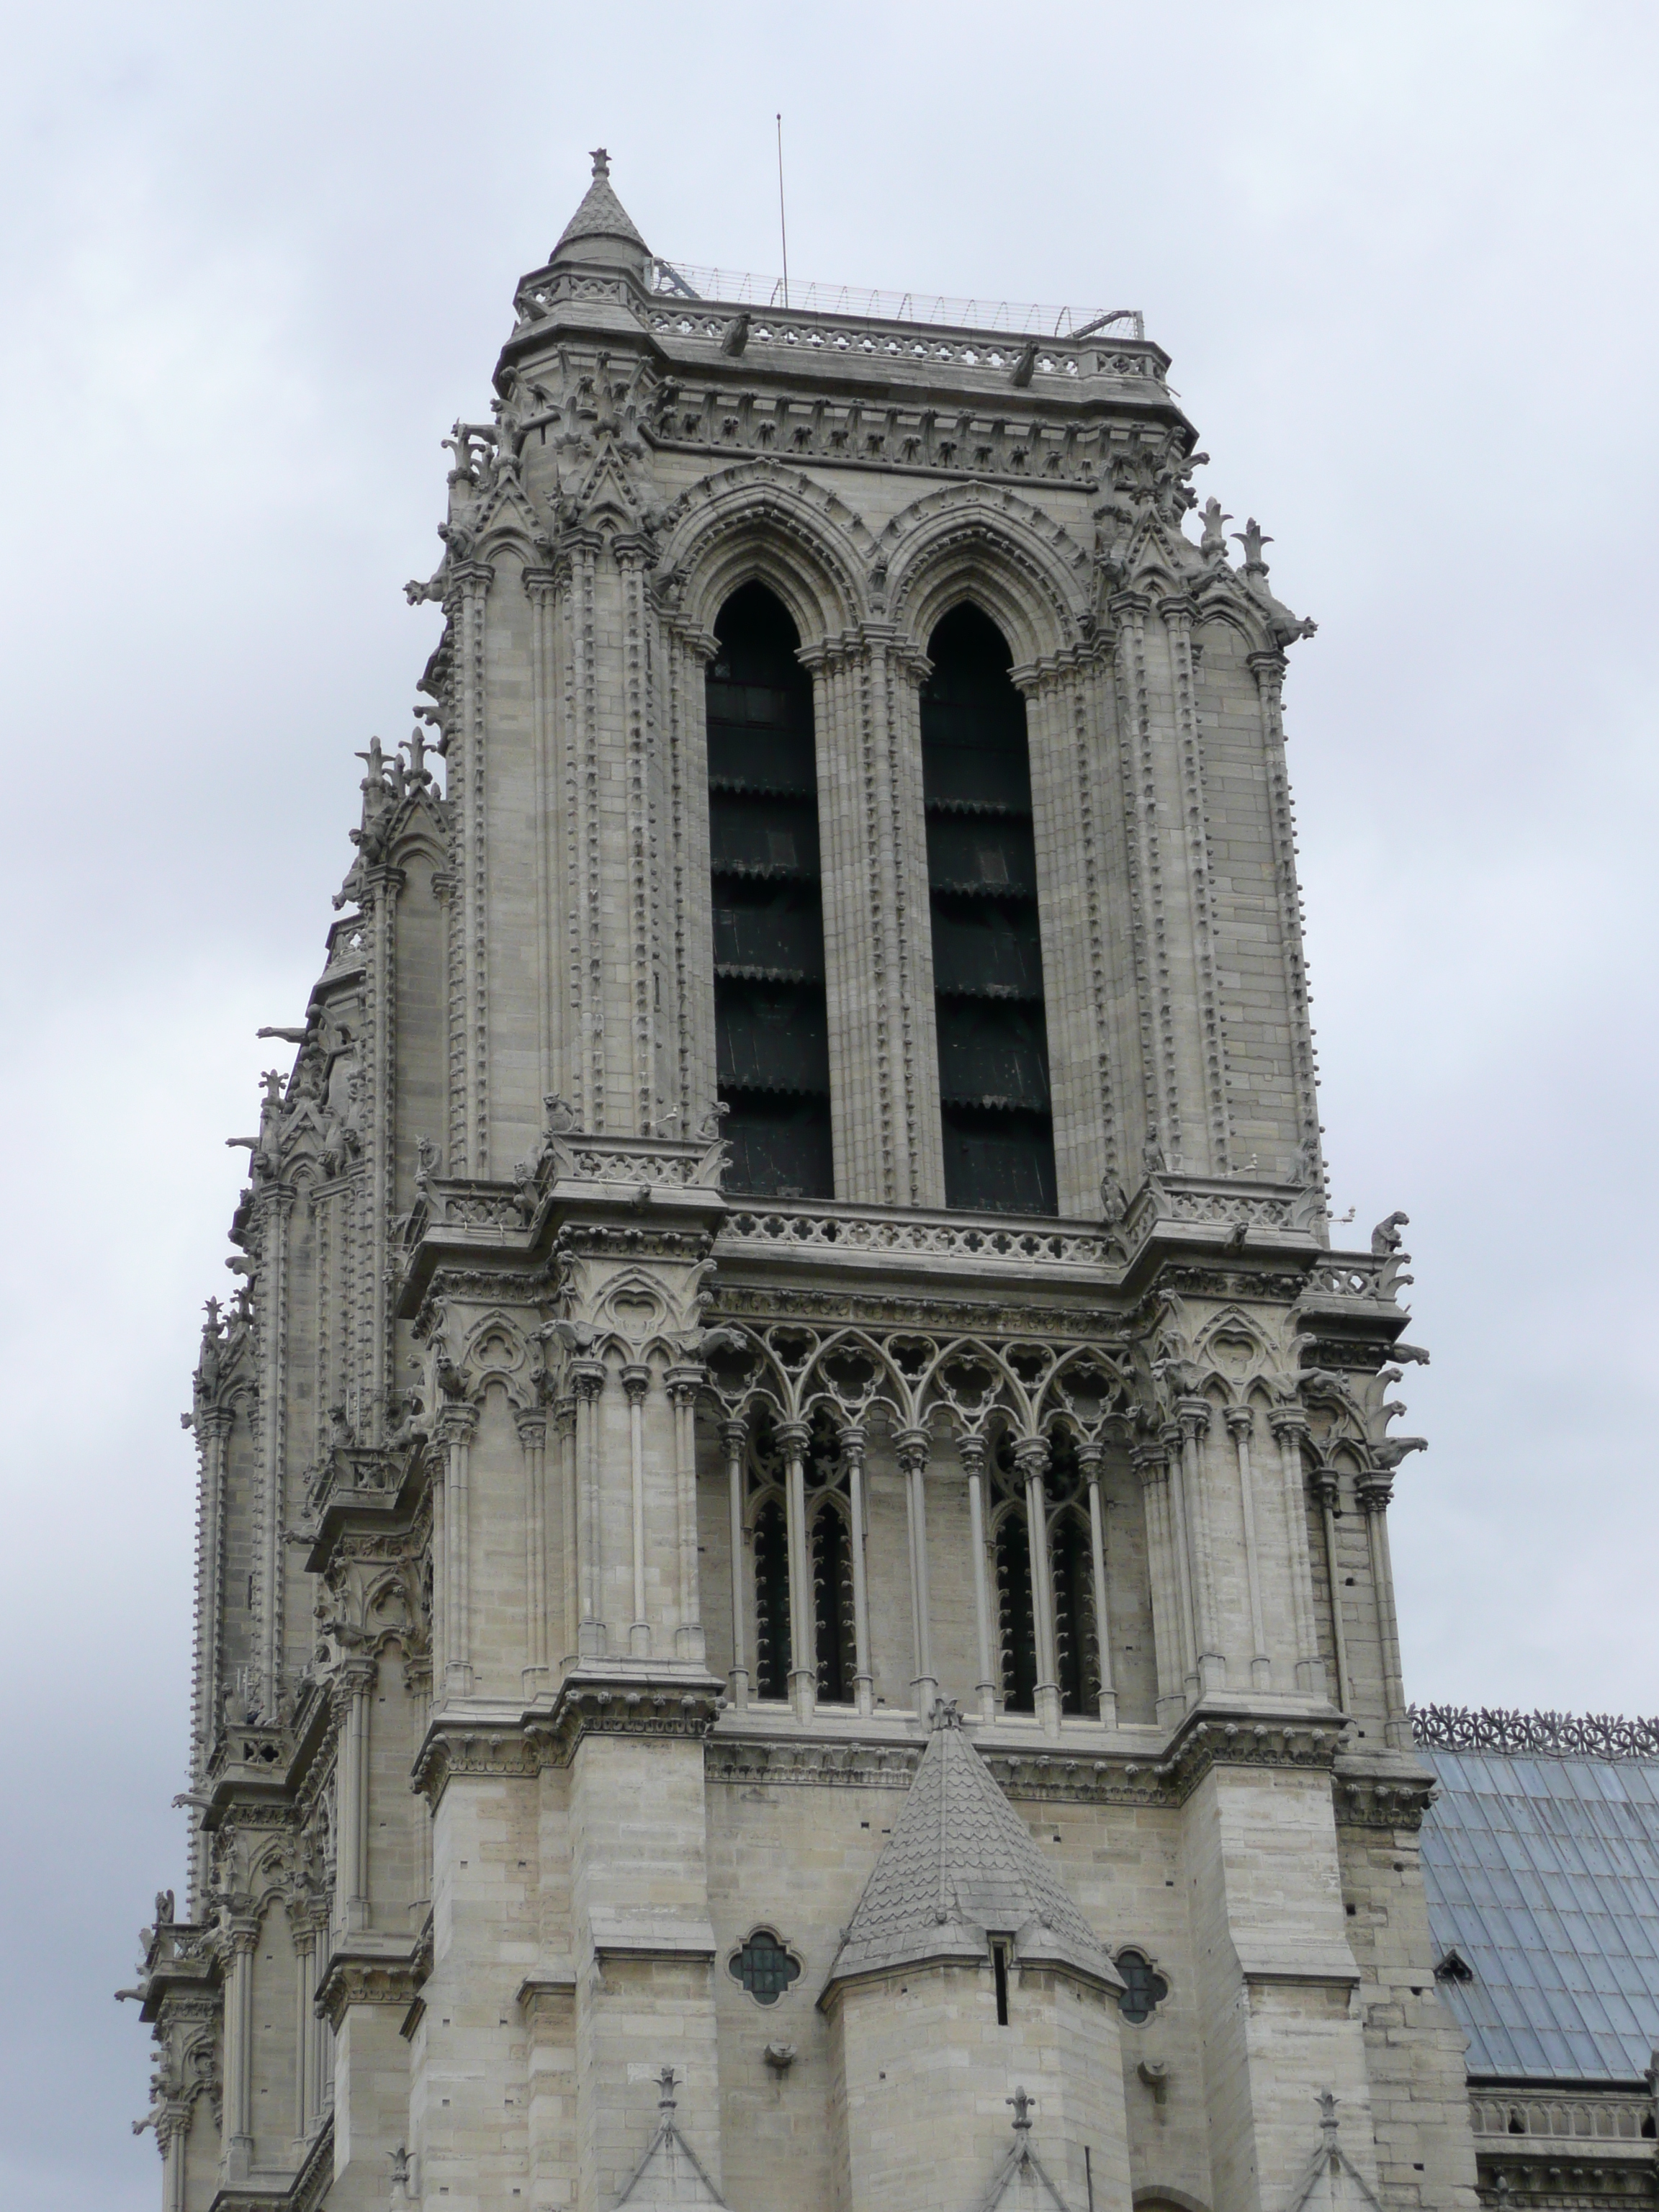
134 156 1480 2212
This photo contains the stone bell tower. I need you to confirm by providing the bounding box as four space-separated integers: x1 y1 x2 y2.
133 151 1480 2212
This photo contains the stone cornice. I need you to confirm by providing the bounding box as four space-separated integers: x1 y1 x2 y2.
314 1940 427 2031
413 1670 724 1806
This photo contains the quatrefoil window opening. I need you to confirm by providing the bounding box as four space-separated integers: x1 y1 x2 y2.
730 1928 801 2006
1115 1947 1169 2025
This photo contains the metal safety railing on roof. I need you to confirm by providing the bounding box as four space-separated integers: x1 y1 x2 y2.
651 259 1143 343
1411 1704 1659 1759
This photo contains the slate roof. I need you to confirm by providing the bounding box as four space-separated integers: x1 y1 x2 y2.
1419 1746 1659 2080
826 1716 1118 1990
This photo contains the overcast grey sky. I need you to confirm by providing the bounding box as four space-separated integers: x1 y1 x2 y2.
3 4 1655 2203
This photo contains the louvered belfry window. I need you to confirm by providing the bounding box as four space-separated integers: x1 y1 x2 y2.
922 606 1057 1214
707 583 835 1199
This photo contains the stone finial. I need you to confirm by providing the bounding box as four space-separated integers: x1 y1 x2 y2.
590 146 610 179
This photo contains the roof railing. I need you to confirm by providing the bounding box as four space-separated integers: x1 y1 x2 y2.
650 259 1144 343
1411 1704 1659 1759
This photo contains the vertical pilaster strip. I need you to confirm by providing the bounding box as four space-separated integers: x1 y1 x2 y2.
361 863 400 1443
449 561 494 1174
1313 1466 1352 1712
1251 649 1321 1170
255 1187 292 1713
518 1409 549 1690
1022 655 1118 1212
779 1422 816 1721
431 1457 447 1688
1360 1470 1410 1747
667 1368 703 1659
1135 1444 1186 1723
960 1435 996 1724
333 1661 373 1933
1079 1443 1118 1725
1015 1437 1060 1736
841 1426 874 1717
292 1921 315 2141
1112 592 1180 1159
665 624 719 1130
1161 1424 1201 1704
190 1406 231 1907
617 546 655 1131
573 1362 606 1657
721 1419 749 1707
1179 1401 1226 1689
897 1430 938 1713
871 629 936 1207
436 1403 477 1695
622 1364 651 1655
525 570 559 1105
1165 600 1229 1172
555 1398 578 1671
1227 1406 1272 1689
222 1921 256 2180
1270 1407 1325 1695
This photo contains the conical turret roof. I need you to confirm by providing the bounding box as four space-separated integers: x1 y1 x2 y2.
825 1709 1121 1991
550 146 650 273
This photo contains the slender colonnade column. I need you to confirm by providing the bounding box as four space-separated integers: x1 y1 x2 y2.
778 1422 816 1722
667 1367 704 1660
1226 1406 1272 1690
840 1426 874 1717
435 1402 477 1696
1014 1437 1060 1737
622 1363 651 1656
1270 1404 1326 1696
897 1429 937 1714
1078 1442 1118 1726
960 1434 997 1724
518 1408 549 1693
721 1419 749 1708
572 1361 606 1658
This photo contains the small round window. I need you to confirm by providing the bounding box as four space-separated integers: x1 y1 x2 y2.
729 1929 801 2006
1115 1947 1169 2025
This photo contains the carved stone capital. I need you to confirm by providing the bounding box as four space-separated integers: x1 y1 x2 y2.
619 1362 651 1407
514 1409 549 1449
719 1418 748 1459
664 1363 703 1412
1268 1405 1310 1442
1130 1442 1169 1487
314 1949 426 2031
774 1421 812 1460
1075 1441 1106 1480
1011 1436 1050 1484
1176 1397 1212 1439
956 1433 986 1480
837 1424 868 1466
1223 1406 1255 1439
570 1359 607 1403
433 1402 480 1447
895 1427 933 1477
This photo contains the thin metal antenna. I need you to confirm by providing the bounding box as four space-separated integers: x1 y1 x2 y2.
775 113 790 310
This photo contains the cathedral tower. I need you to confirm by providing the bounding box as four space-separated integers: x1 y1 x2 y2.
133 153 1480 2212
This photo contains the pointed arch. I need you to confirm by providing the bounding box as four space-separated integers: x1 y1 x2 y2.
656 462 876 648
879 484 1091 669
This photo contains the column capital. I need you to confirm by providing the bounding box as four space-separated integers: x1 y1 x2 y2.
1248 647 1288 694
1011 1435 1050 1483
837 1424 868 1462
433 1401 480 1447
570 1359 607 1403
1176 1398 1213 1439
1075 1439 1107 1478
1310 1465 1341 1508
956 1431 987 1478
1356 1470 1395 1513
1268 1403 1310 1441
719 1416 748 1457
1223 1405 1256 1439
619 1362 652 1406
774 1420 811 1459
1130 1441 1169 1485
514 1408 549 1448
664 1363 704 1411
895 1426 933 1475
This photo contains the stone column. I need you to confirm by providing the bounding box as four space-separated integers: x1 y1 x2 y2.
518 1408 550 1696
1110 588 1185 1167
1162 597 1230 1173
434 1403 478 1696
1179 1400 1226 1690
220 1918 257 2183
554 1397 578 1674
524 567 560 1107
621 1363 652 1656
253 1184 293 1715
1226 1406 1272 1691
1134 1442 1188 1725
897 1429 938 1714
572 1361 607 1659
1019 649 1125 1213
447 558 495 1174
666 1367 705 1661
192 1403 233 1904
158 2103 190 2212
333 1659 374 1934
1249 649 1321 1177
721 1419 749 1707
840 1426 875 1717
1269 1406 1326 1696
1014 1437 1061 1737
1359 1469 1410 1747
1312 1466 1352 1712
801 631 943 1208
959 1434 997 1724
778 1422 816 1721
1161 1423 1202 1706
661 619 720 1134
1079 1442 1118 1726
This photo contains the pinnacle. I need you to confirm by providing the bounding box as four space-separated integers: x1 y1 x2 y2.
550 144 650 268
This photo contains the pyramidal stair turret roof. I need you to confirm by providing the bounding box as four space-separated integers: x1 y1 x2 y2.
824 1706 1122 1992
549 146 650 276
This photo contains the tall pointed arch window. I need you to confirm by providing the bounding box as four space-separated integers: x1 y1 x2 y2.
921 606 1056 1214
707 583 834 1198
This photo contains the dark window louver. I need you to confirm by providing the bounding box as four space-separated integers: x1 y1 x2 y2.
707 583 833 1199
922 605 1057 1214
